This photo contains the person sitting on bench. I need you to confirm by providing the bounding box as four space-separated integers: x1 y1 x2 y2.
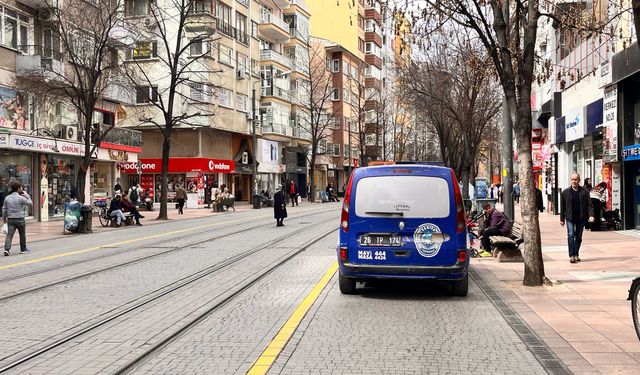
480 203 511 257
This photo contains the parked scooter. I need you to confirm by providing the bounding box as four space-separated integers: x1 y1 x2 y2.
139 190 154 211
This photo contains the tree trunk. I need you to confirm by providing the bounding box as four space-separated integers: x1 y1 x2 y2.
461 166 471 200
309 152 317 203
515 105 545 286
158 137 171 220
77 166 87 204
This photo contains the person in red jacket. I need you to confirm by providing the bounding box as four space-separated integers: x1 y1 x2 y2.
479 203 511 257
121 196 144 226
288 180 298 207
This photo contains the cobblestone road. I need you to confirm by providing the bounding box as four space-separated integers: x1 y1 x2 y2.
0 204 554 374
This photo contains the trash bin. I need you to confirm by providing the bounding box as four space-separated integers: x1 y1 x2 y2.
80 205 93 233
253 195 262 209
63 201 82 233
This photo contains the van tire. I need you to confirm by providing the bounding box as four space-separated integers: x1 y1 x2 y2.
452 274 468 297
339 272 356 294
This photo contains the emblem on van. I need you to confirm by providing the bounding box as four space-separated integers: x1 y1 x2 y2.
413 223 443 258
399 221 405 230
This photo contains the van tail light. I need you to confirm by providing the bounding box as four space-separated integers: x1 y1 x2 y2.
341 173 355 233
458 250 467 263
339 247 348 261
450 169 466 234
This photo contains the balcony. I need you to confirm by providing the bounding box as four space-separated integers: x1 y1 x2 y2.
216 19 236 39
16 0 48 8
261 86 291 102
365 31 382 47
262 123 293 141
365 54 382 69
260 49 291 69
288 0 310 14
15 46 65 82
259 12 290 42
185 10 216 33
365 1 382 22
96 124 143 148
272 0 291 8
291 120 311 142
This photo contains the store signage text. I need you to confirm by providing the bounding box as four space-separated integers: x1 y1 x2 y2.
564 107 584 142
122 158 235 174
603 86 618 162
9 135 85 156
623 144 640 161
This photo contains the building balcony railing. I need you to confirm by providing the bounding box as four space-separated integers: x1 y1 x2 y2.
262 123 293 137
216 19 236 39
16 45 65 81
259 12 290 41
260 49 292 68
96 124 143 148
289 0 309 12
261 86 291 101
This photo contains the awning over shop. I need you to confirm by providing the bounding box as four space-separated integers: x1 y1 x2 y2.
121 158 235 174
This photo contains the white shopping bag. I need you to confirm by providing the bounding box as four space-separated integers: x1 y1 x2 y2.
1 223 7 235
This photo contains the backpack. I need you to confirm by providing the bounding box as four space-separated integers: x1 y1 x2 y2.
129 187 139 202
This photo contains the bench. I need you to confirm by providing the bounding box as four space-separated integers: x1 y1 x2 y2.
109 212 134 227
214 197 236 212
489 221 524 262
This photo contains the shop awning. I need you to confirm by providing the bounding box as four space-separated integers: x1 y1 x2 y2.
121 158 235 174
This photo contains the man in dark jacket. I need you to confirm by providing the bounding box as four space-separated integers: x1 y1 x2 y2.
273 184 288 227
561 173 594 263
535 186 544 213
480 203 511 257
109 195 127 227
121 196 144 226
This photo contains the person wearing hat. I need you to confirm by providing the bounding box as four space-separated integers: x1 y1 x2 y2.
479 203 511 257
273 184 287 227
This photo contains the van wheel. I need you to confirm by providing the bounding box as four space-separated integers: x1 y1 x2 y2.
339 272 356 294
452 274 468 297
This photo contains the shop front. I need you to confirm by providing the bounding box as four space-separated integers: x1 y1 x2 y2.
1 133 87 221
122 158 235 207
284 146 308 197
257 139 283 196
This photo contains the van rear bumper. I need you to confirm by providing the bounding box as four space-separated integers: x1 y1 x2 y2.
340 261 467 280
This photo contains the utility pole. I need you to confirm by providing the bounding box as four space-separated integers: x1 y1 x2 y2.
502 98 514 220
488 144 492 183
252 87 258 199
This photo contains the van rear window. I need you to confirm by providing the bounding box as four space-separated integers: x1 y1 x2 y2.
354 176 450 218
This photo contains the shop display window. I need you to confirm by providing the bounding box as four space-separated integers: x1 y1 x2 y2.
155 174 185 202
0 154 33 216
48 156 77 216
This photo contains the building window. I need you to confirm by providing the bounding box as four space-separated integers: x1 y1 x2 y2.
331 88 340 101
358 38 364 53
218 44 233 65
217 2 231 24
236 12 247 35
331 59 340 73
251 21 259 38
136 86 158 103
333 144 341 157
125 0 153 17
191 0 212 12
343 86 350 103
0 7 30 51
217 88 233 108
189 82 213 102
343 61 350 75
127 41 158 60
189 38 210 56
351 65 358 79
236 94 248 112
237 52 248 70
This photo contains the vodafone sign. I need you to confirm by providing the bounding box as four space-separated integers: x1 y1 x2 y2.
122 158 235 174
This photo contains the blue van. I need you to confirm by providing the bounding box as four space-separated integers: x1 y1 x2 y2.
337 164 470 296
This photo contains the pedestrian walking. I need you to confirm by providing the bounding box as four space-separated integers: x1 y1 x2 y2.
3 181 32 256
128 183 141 204
113 178 123 196
513 181 521 204
498 184 503 204
560 173 594 263
535 185 544 213
583 178 593 193
176 184 187 214
274 185 287 227
306 182 311 202
589 182 606 231
210 183 219 211
478 203 511 257
288 179 298 207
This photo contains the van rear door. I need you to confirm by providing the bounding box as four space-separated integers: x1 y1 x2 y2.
348 173 460 267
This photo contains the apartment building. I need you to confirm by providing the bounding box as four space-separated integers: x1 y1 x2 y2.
120 0 312 204
0 0 141 221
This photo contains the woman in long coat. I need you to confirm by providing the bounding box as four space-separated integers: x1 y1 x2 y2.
274 185 288 226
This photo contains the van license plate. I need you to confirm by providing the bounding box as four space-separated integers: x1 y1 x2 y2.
360 234 401 247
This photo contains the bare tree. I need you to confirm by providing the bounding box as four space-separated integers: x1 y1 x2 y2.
19 0 123 203
121 0 220 219
299 38 342 202
398 31 501 199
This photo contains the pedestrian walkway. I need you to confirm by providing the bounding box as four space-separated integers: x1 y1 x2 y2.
5 200 313 247
474 204 640 374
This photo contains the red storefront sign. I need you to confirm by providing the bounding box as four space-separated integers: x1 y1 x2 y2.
122 158 235 174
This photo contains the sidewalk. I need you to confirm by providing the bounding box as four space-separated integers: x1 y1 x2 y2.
6 200 315 246
474 205 640 374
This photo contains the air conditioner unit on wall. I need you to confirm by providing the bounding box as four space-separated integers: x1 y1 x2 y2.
36 9 51 21
236 68 246 80
61 125 78 141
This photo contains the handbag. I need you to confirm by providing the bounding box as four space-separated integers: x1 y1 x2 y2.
1 223 7 235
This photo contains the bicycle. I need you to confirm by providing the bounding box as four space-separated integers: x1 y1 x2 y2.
628 278 640 341
467 212 485 258
94 198 111 227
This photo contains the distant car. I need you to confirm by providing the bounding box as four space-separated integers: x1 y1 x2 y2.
337 164 470 296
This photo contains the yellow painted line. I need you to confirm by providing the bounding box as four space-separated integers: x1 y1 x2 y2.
0 207 326 271
246 261 338 375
